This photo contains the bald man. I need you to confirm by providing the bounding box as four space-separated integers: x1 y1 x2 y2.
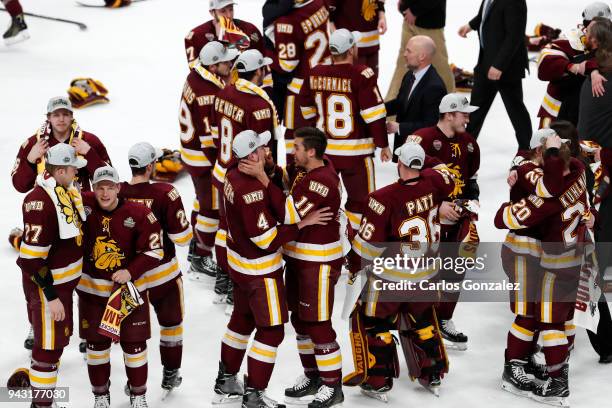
385 35 447 162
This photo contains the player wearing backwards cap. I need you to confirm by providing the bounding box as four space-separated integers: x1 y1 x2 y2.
11 96 111 352
327 0 387 74
12 96 112 194
238 127 345 406
179 41 238 282
536 2 611 128
77 166 163 408
344 142 455 401
210 49 280 314
411 93 480 350
184 0 264 67
212 130 332 407
301 29 390 235
495 136 592 407
2 0 28 45
16 144 86 408
270 0 331 155
497 129 574 397
119 142 193 399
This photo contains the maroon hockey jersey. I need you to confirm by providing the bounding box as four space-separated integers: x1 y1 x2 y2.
12 130 111 193
328 0 382 56
77 193 163 301
300 62 387 167
179 66 226 176
412 127 480 199
119 181 192 290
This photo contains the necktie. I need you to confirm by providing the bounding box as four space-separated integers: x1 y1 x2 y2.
479 0 493 48
405 72 416 99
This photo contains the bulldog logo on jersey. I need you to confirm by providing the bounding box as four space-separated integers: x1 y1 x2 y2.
361 0 377 21
93 236 126 271
446 164 465 197
451 143 461 158
55 185 80 227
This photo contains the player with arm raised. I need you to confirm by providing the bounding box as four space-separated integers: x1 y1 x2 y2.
119 143 193 399
300 29 390 234
179 41 238 280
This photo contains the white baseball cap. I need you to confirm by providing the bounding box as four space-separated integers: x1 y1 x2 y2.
92 165 120 184
45 143 87 168
128 142 163 168
232 130 271 159
529 128 570 149
47 96 73 114
199 41 240 66
394 142 425 169
583 2 612 21
439 93 479 114
209 0 236 10
329 29 361 55
233 49 272 72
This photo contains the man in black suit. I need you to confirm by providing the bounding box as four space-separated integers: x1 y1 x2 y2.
459 0 532 150
386 35 447 162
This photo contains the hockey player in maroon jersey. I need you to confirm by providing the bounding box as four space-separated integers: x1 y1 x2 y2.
2 0 28 45
119 142 193 399
179 41 238 281
239 127 345 406
17 144 86 408
78 166 163 408
413 93 480 350
12 96 111 194
495 142 592 407
327 0 387 74
301 29 390 233
212 130 332 408
344 142 456 402
184 0 264 67
210 49 280 313
270 0 331 154
535 2 611 128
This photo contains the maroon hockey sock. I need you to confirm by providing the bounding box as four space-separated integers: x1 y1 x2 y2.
309 321 341 386
121 342 148 396
31 347 63 406
506 315 537 360
86 341 111 395
539 322 568 377
565 319 576 351
437 292 461 320
296 334 318 378
5 0 23 17
221 314 254 374
215 242 229 274
247 326 284 390
160 341 182 370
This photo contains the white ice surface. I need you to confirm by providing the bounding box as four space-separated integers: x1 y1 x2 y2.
0 0 610 407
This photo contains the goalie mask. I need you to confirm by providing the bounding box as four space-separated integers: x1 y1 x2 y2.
67 77 109 109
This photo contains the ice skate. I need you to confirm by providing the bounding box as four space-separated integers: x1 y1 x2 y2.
308 384 344 408
3 14 29 46
530 365 569 407
359 383 391 403
129 394 149 408
24 325 34 350
79 339 87 360
439 319 468 351
189 254 218 282
525 352 549 381
213 268 231 304
284 375 319 404
161 368 182 400
212 361 243 404
243 385 286 408
419 373 441 397
93 392 110 408
501 359 536 397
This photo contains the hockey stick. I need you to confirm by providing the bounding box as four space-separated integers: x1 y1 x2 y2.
0 8 87 30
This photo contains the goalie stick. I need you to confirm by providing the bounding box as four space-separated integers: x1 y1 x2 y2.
0 8 87 30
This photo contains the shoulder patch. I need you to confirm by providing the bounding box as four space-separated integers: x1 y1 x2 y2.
308 180 329 197
242 190 264 205
167 188 180 202
407 135 422 144
276 23 293 34
147 212 158 224
368 197 386 215
224 181 235 205
24 200 44 212
361 67 375 79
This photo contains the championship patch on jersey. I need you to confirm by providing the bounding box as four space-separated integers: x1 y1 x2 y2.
250 32 260 42
147 212 158 224
368 197 385 215
467 142 474 153
24 201 44 212
243 190 264 204
309 180 329 197
406 135 422 144
168 188 180 202
124 217 135 228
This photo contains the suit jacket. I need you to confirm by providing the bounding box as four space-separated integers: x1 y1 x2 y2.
469 0 529 81
386 66 446 159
